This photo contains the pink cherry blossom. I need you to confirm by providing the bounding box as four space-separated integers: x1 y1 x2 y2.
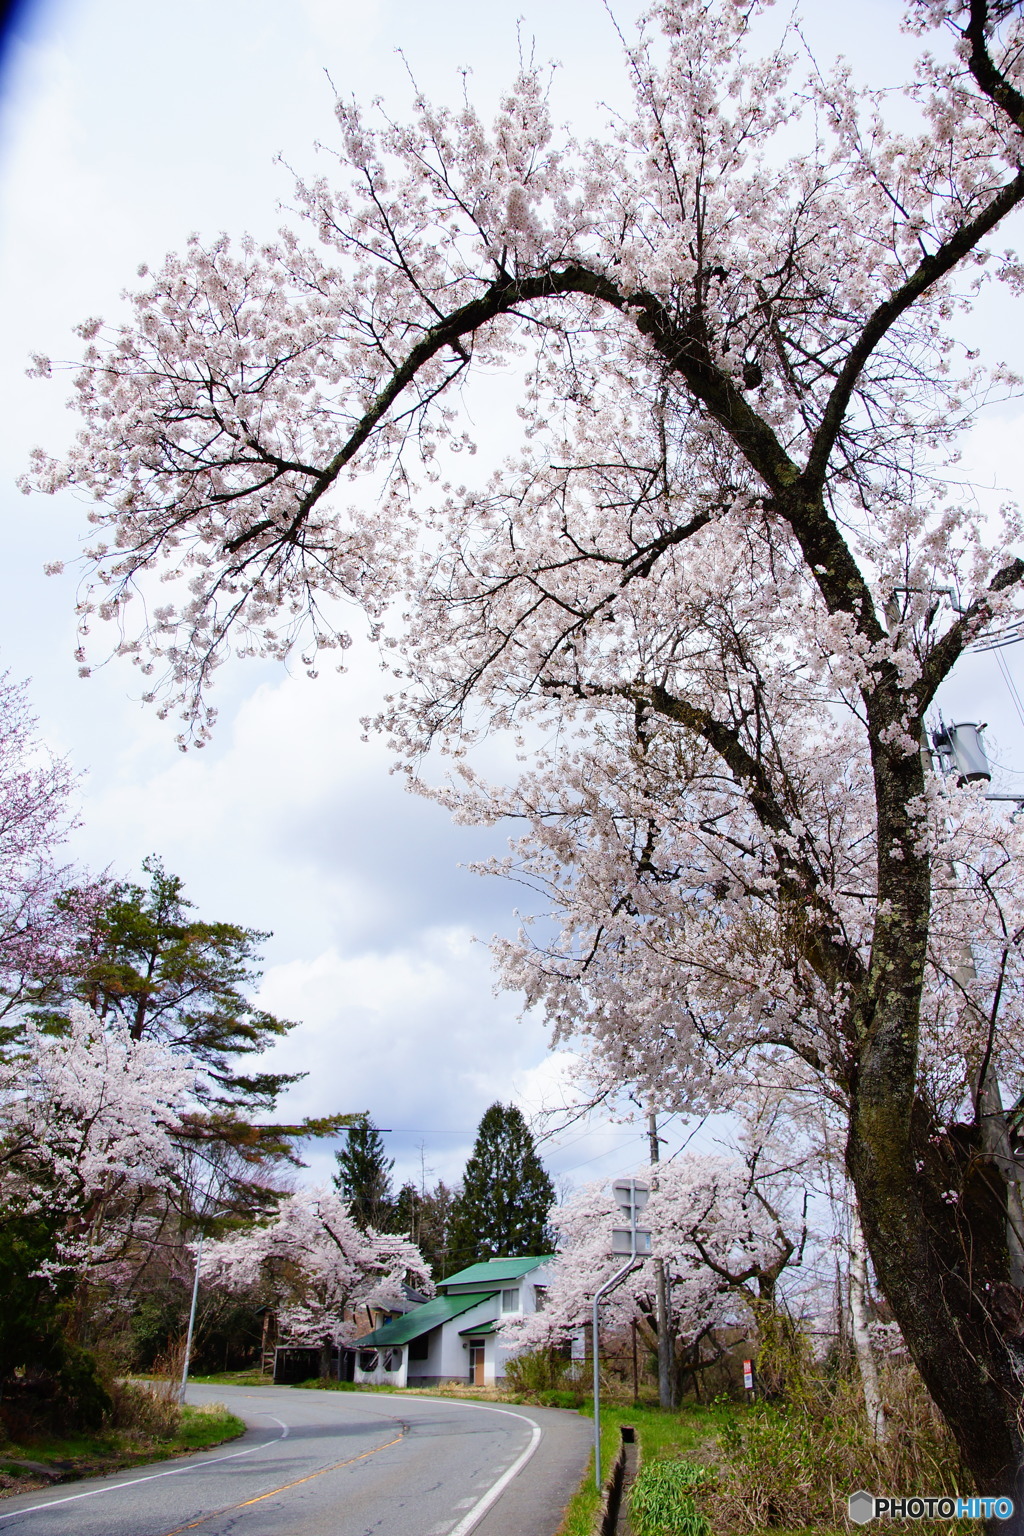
0 1004 198 1278
22 0 1024 1502
202 1187 432 1347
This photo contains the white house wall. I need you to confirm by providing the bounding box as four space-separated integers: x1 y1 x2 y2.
405 1324 444 1384
353 1347 408 1389
493 1265 555 1380
440 1295 499 1381
353 1261 558 1388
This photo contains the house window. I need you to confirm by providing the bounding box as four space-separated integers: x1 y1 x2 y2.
501 1287 520 1313
533 1286 547 1312
409 1335 430 1361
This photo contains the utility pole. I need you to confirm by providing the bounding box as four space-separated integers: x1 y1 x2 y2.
648 1111 673 1409
925 721 1024 1286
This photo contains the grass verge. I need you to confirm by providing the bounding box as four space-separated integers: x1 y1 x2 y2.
554 1401 739 1536
0 1402 245 1498
182 1369 270 1387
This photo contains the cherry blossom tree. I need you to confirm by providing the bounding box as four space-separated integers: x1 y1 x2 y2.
502 1154 803 1402
24 0 1024 1509
201 1188 431 1374
0 673 86 1027
0 1003 199 1404
0 1003 197 1282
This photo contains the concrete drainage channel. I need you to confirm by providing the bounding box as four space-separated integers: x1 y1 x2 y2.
596 1425 639 1536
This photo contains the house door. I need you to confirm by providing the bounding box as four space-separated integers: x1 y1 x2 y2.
468 1339 485 1386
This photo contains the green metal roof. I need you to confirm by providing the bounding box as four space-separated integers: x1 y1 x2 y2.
458 1320 498 1337
440 1256 553 1290
351 1290 497 1348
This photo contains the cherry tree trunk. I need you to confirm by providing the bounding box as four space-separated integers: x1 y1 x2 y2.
850 742 1024 1529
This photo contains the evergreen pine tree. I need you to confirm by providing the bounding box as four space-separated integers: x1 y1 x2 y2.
333 1120 395 1230
448 1104 554 1272
29 856 358 1214
34 855 301 1112
394 1178 457 1279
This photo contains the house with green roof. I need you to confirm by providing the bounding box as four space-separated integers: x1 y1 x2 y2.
348 1255 554 1388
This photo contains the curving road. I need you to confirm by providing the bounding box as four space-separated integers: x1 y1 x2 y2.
0 1384 592 1536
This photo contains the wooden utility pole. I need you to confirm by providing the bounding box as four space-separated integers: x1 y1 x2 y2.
648 1111 673 1409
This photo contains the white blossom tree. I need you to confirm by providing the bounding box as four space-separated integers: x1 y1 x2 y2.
201 1188 431 1373
24 0 1024 1509
502 1154 802 1399
0 674 89 1026
0 1004 197 1283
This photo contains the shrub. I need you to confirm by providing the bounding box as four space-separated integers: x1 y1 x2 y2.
105 1378 181 1442
503 1348 570 1398
713 1360 967 1533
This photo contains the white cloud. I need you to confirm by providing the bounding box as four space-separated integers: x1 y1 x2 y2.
255 924 552 1187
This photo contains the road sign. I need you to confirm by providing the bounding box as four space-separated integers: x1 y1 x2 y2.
612 1178 650 1214
612 1227 652 1255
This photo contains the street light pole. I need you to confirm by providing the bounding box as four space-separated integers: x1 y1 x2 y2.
592 1253 638 1491
179 1230 205 1404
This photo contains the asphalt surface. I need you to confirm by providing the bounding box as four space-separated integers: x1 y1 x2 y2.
0 1384 592 1536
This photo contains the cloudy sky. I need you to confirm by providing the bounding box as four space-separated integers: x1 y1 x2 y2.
2 0 1024 1198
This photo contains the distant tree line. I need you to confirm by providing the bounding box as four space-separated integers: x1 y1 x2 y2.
333 1103 555 1276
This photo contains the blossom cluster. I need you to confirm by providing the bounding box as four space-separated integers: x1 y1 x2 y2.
0 1005 198 1277
201 1188 432 1347
502 1153 800 1355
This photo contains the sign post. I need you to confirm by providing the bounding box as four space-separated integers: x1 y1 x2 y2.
592 1178 650 1491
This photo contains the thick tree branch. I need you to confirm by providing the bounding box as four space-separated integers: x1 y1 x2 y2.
966 0 1024 127
640 682 866 1002
918 556 1024 702
804 170 1024 494
224 265 636 555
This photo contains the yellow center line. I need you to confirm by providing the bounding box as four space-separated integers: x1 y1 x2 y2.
157 1426 406 1535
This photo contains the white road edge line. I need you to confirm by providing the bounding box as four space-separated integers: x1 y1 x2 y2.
0 1414 290 1524
402 1397 543 1536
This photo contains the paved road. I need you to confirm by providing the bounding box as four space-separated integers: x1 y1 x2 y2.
0 1385 592 1536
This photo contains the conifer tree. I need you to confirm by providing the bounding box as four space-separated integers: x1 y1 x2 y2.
394 1178 457 1279
448 1104 554 1272
333 1119 394 1230
35 855 300 1112
32 857 357 1211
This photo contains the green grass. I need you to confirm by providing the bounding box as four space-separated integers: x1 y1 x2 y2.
176 1403 247 1450
629 1458 714 1536
554 1400 739 1536
182 1369 270 1387
0 1402 245 1490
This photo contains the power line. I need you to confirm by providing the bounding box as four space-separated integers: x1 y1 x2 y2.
994 648 1024 734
